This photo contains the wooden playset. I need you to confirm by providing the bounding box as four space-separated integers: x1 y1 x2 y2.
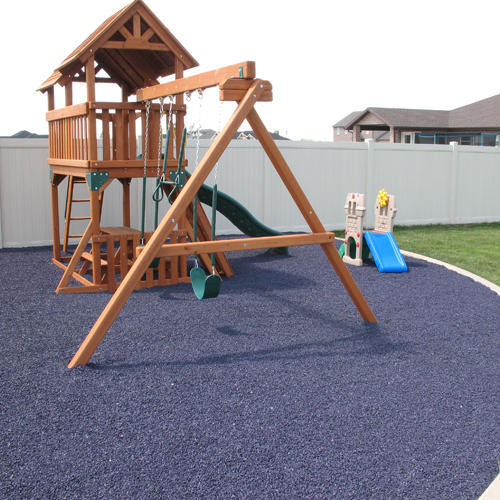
38 0 377 367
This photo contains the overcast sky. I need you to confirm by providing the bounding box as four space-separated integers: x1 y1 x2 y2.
2 0 500 141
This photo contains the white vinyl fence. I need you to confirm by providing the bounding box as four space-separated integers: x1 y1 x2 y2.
0 138 499 248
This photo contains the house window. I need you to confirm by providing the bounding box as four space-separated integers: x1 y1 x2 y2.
414 132 498 146
402 132 413 144
336 127 340 136
344 129 348 135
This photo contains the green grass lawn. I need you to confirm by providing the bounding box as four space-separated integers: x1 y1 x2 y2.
393 222 500 286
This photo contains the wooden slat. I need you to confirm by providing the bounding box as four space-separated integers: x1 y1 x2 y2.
87 159 186 168
82 251 107 266
106 236 116 290
102 110 110 160
46 103 88 122
158 256 166 283
128 111 136 159
137 61 256 101
102 40 170 51
115 110 124 160
56 222 93 293
91 102 183 111
119 235 128 281
169 231 178 280
59 284 108 294
86 56 98 161
138 232 335 258
121 110 129 160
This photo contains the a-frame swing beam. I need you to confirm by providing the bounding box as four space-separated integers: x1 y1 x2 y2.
137 61 256 101
68 80 266 367
67 78 376 368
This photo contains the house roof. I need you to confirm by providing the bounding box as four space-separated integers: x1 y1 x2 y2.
449 93 500 128
38 0 198 95
334 93 500 130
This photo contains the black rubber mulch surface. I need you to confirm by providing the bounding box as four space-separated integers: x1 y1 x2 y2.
0 244 498 499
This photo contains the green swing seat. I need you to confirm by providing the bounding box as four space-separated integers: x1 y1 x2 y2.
190 185 221 300
190 267 221 300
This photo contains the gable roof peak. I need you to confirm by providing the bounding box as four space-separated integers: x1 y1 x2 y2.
38 0 198 93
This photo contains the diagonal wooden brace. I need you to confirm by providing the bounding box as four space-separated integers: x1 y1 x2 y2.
246 108 377 323
67 80 266 367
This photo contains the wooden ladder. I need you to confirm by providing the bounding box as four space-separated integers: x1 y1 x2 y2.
62 176 91 252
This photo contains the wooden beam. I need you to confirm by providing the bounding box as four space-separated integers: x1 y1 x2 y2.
133 14 141 37
141 27 154 40
119 26 133 39
56 222 94 293
46 103 88 122
137 232 335 258
246 108 377 323
102 40 170 51
137 61 256 101
67 80 264 368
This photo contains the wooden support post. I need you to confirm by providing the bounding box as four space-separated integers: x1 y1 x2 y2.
120 178 131 227
88 188 102 285
246 108 376 323
47 87 55 111
65 83 73 106
86 55 98 161
50 174 65 260
67 81 265 367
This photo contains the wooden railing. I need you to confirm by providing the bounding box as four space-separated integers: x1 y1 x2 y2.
47 103 89 160
47 102 177 164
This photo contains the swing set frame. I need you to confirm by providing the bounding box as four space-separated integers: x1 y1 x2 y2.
67 62 377 368
37 1 375 368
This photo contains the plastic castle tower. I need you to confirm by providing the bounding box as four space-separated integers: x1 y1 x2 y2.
374 189 397 232
342 192 366 266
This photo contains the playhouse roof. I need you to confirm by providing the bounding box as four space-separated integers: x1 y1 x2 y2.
38 0 198 95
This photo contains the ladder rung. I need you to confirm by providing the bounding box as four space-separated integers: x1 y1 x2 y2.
70 216 91 221
73 199 90 203
74 179 87 183
68 234 84 238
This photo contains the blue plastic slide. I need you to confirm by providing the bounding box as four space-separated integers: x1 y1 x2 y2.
364 232 408 273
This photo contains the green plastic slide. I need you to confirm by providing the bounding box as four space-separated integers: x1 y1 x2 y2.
195 182 288 255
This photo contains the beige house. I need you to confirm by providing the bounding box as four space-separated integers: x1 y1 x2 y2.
333 94 500 146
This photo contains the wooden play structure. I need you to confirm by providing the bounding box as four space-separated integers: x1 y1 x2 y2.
38 1 377 367
38 0 234 294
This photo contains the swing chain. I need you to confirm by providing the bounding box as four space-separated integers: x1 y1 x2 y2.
144 100 151 176
156 98 165 178
194 89 204 169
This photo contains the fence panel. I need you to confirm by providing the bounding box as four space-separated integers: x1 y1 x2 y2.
1 138 499 248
